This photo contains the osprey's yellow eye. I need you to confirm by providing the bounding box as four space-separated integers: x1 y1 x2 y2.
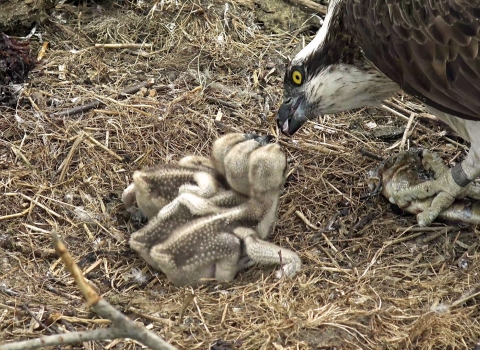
291 69 303 85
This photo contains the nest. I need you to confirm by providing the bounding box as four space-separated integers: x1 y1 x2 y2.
1 1 479 349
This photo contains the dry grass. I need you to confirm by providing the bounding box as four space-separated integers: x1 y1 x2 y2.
1 1 479 349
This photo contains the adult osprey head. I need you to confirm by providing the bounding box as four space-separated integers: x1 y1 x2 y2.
277 0 480 226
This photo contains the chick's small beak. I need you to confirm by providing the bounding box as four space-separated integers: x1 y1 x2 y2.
276 95 306 136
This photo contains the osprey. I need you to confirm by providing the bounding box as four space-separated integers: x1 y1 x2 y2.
277 0 480 227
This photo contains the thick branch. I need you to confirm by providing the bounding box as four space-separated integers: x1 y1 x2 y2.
0 328 122 350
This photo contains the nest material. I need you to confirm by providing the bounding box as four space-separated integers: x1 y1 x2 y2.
0 33 35 104
1 1 479 349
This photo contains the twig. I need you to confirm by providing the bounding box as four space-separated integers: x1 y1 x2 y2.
318 266 352 273
164 85 203 117
395 226 455 233
205 96 240 109
382 104 468 150
278 140 341 156
53 99 103 118
422 230 447 243
349 212 377 235
58 133 85 182
84 133 124 161
178 292 195 324
295 210 320 230
53 79 155 117
9 144 32 168
127 307 175 326
286 0 327 14
58 315 111 325
387 231 427 245
320 233 338 254
298 141 342 155
399 113 415 151
94 43 153 49
21 304 56 335
44 284 82 300
451 285 480 308
193 298 211 335
4 193 74 225
0 208 30 221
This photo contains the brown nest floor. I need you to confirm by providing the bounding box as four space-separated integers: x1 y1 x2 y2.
1 1 479 349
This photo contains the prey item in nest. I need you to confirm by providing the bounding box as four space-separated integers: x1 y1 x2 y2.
368 149 480 225
0 33 35 104
123 133 301 287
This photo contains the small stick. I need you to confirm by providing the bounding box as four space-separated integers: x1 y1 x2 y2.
4 193 68 222
53 79 155 117
279 140 341 155
422 230 447 243
178 292 195 324
394 226 454 233
166 85 203 116
193 298 211 335
59 316 110 325
220 304 229 327
295 210 320 230
37 41 49 61
382 104 468 150
318 266 352 273
0 208 30 221
298 141 342 155
21 304 56 335
358 148 384 162
406 253 423 271
0 303 27 316
287 0 327 14
58 133 84 182
92 109 121 115
451 287 480 308
399 113 415 151
94 43 153 49
384 99 417 117
320 233 338 253
205 96 240 109
23 92 66 134
127 307 174 326
54 100 103 117
9 144 32 168
84 133 124 161
387 231 426 245
44 284 82 300
311 141 346 151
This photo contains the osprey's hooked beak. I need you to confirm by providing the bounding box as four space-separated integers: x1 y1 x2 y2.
276 95 306 136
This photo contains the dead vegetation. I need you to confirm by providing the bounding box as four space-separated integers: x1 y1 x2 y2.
1 1 479 349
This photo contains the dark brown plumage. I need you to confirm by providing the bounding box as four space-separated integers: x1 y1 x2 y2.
345 0 480 121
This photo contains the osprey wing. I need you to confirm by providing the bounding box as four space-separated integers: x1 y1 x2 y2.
345 0 480 121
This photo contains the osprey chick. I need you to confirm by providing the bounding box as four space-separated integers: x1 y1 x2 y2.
277 0 480 226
